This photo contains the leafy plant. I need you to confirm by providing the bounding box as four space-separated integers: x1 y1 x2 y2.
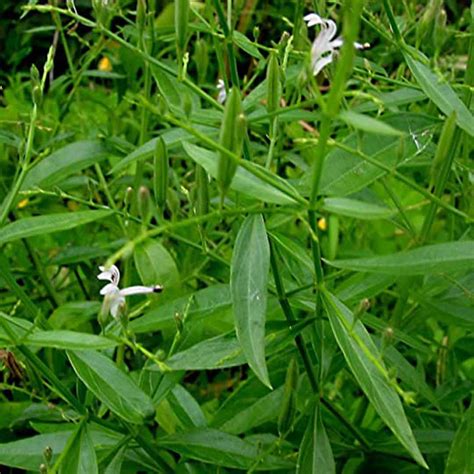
0 0 472 472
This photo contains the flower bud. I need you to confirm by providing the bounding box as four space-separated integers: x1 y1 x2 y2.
43 446 53 464
39 464 48 474
30 64 42 106
194 39 209 85
217 88 246 202
138 186 151 225
136 0 147 35
266 52 280 136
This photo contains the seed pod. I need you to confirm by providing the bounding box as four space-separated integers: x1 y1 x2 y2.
154 137 169 209
194 38 209 84
196 164 209 215
175 0 190 60
430 112 457 190
266 52 280 135
136 0 147 36
217 88 246 200
30 64 41 106
278 358 298 436
138 185 151 225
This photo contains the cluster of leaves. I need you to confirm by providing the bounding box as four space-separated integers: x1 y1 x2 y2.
0 0 473 472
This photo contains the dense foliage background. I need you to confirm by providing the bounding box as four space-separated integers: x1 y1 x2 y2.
0 0 473 472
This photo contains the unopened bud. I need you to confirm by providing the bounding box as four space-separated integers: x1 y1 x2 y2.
43 446 53 464
138 185 151 224
136 0 146 35
39 464 48 474
352 298 370 329
124 186 133 211
30 64 42 105
174 312 184 333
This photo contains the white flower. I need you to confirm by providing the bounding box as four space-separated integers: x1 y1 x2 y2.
304 13 370 76
216 79 227 104
98 264 162 318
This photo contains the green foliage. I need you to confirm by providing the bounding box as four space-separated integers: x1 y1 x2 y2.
0 0 472 473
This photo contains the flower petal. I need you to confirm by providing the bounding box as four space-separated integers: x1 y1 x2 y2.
110 295 125 318
100 283 118 296
304 13 324 27
97 264 121 285
119 285 163 297
312 51 335 76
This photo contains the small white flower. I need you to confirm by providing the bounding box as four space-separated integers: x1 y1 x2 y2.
98 264 162 318
304 13 370 76
216 79 227 104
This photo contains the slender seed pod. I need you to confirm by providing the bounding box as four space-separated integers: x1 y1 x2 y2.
217 88 246 200
175 0 190 66
30 64 42 106
196 165 209 215
138 185 151 225
194 38 209 84
136 0 146 36
266 52 281 135
429 112 457 190
278 358 298 436
154 137 169 209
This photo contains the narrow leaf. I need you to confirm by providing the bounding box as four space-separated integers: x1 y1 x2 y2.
322 291 427 468
327 241 474 275
297 403 335 474
231 215 271 387
0 210 113 246
67 350 155 424
405 56 474 136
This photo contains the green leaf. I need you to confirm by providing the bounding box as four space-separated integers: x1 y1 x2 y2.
0 210 113 246
405 56 474 137
322 291 427 468
322 197 395 220
339 111 405 136
318 113 436 197
297 403 335 474
59 422 98 474
232 31 264 60
22 140 110 190
166 332 246 370
326 241 474 275
130 284 231 334
134 239 180 288
24 330 117 350
67 350 155 424
445 398 474 474
158 428 294 470
231 215 271 387
183 142 298 205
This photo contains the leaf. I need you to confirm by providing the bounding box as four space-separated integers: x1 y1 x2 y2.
326 241 474 275
183 142 298 205
134 239 180 288
165 332 246 370
130 284 232 334
317 113 436 197
322 291 427 468
22 140 110 190
405 56 474 137
322 197 395 220
67 350 155 424
297 403 335 474
0 210 113 246
158 428 294 471
231 215 271 387
445 398 474 474
59 422 98 474
419 299 474 329
109 125 217 174
232 31 264 60
339 111 405 136
24 330 117 350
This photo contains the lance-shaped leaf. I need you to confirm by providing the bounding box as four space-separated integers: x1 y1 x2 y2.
0 210 113 246
231 215 271 387
322 291 427 468
67 350 155 425
326 241 474 275
297 403 335 474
